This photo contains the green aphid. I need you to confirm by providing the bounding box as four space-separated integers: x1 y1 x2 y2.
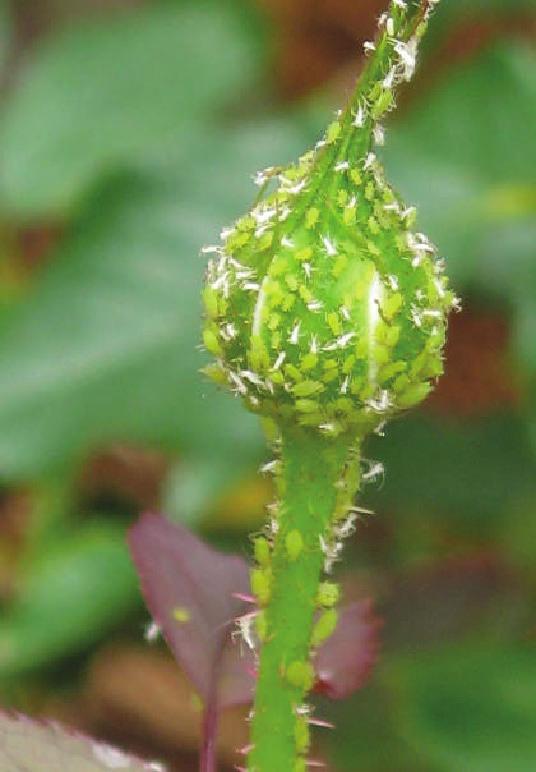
251 567 272 606
294 717 311 754
332 254 348 277
378 360 407 383
350 169 362 186
317 581 340 607
202 328 222 357
397 381 432 408
381 292 403 321
202 286 220 319
300 352 318 371
344 205 357 226
371 87 394 119
295 399 321 414
327 312 342 336
373 344 390 366
202 362 228 386
297 412 323 427
326 121 341 144
286 275 299 291
311 609 338 647
254 536 271 567
306 207 320 229
292 380 325 398
268 313 281 332
342 355 356 374
285 660 315 691
368 216 381 235
286 364 304 383
257 231 274 251
296 247 313 262
285 529 304 561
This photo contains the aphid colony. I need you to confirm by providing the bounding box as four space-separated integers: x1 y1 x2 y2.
202 13 457 440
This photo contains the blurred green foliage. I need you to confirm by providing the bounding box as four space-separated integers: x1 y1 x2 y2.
0 0 535 769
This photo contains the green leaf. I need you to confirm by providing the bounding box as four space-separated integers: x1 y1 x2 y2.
390 644 536 772
366 413 536 525
0 0 12 73
0 522 138 677
0 118 312 480
0 1 266 219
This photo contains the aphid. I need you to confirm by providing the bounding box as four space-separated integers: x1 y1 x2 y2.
285 660 315 691
254 536 272 566
251 567 272 606
317 582 340 608
311 609 338 647
294 716 311 754
285 529 304 561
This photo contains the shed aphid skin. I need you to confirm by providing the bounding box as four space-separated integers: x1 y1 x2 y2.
201 2 455 771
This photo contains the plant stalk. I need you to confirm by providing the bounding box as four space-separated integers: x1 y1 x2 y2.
249 430 360 771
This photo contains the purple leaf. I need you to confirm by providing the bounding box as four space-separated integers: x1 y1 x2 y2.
128 513 251 706
314 600 381 700
129 514 381 716
0 712 164 770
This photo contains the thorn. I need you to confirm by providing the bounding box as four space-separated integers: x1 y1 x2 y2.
237 744 255 756
232 592 257 605
308 718 335 729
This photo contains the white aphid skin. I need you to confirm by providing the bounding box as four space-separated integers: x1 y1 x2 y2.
322 236 338 256
362 460 385 485
144 621 161 644
234 612 259 651
261 459 280 476
373 124 386 146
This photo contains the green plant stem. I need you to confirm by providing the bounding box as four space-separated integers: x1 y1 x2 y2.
250 429 360 771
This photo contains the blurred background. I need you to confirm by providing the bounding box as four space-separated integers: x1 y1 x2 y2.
0 0 535 769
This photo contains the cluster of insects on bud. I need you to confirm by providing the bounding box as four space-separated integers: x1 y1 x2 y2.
202 3 457 443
